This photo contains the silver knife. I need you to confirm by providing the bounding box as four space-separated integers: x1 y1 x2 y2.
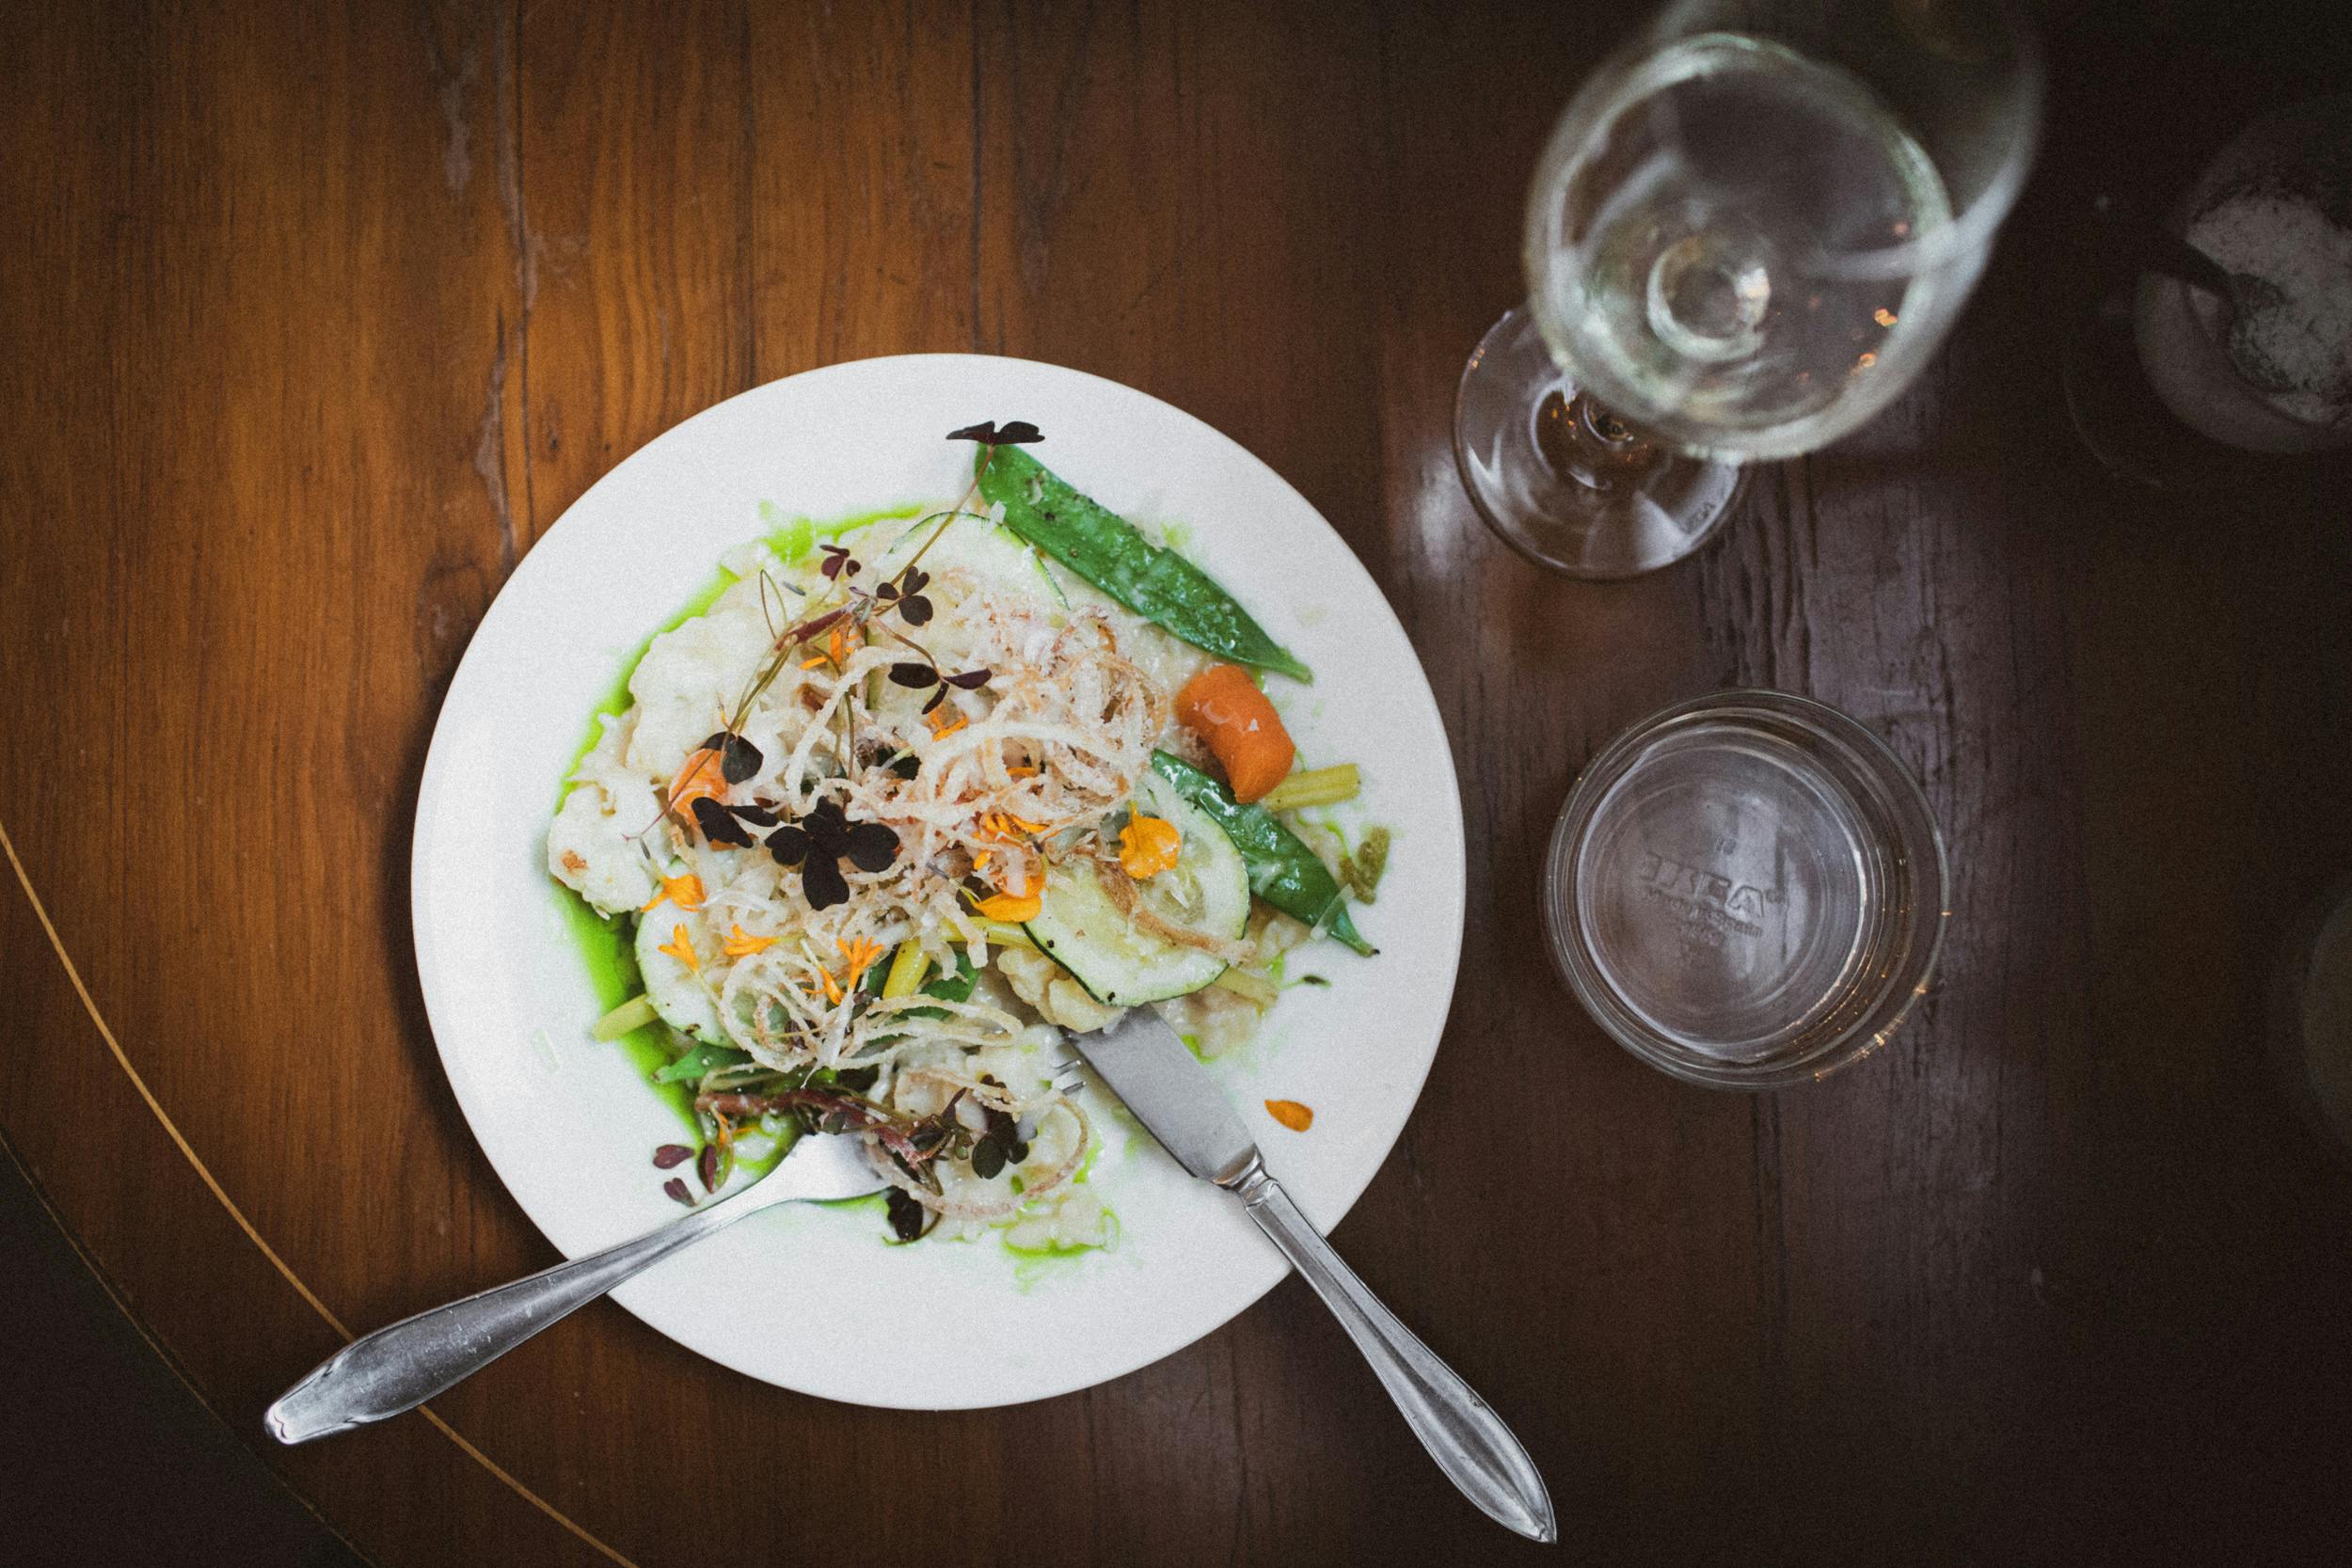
1070 1010 1557 1544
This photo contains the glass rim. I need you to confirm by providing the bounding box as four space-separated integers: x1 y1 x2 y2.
1522 0 2045 290
1541 688 1950 1090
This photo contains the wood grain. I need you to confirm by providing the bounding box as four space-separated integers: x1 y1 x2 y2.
4 1 2349 1564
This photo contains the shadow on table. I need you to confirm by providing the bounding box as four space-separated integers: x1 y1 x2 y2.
0 1141 370 1568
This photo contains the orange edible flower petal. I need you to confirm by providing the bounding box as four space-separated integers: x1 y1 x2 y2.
657 925 700 973
642 873 707 912
926 706 968 740
807 968 845 1006
1118 815 1184 879
972 890 1042 923
722 924 776 958
1264 1100 1313 1132
835 936 884 990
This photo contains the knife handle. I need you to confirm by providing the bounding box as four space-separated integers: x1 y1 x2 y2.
1228 1161 1556 1544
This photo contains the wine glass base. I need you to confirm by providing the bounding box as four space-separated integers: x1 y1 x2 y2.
1453 305 1746 578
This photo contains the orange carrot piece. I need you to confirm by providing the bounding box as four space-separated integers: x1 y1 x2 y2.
1176 663 1295 803
669 748 726 813
1264 1100 1313 1132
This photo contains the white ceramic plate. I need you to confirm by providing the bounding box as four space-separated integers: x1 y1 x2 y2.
412 355 1465 1408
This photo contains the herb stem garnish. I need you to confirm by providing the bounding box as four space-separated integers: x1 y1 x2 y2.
636 425 1041 848
885 422 1031 593
695 1086 925 1165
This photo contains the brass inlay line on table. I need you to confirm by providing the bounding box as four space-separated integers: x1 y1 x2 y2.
0 816 644 1568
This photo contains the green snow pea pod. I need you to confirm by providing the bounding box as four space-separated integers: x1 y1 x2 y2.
652 1039 752 1085
1148 752 1375 957
976 446 1311 683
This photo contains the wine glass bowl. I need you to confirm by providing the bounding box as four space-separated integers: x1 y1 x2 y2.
1457 0 2042 577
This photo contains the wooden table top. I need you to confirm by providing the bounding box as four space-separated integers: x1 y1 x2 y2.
7 3 2348 1564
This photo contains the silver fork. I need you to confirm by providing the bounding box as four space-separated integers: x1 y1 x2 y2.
263 1131 886 1444
1014 1054 1090 1140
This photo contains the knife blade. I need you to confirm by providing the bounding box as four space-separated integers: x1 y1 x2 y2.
1066 1007 1558 1543
1067 1007 1260 1186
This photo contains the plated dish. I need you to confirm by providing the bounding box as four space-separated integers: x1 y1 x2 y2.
413 355 1464 1406
547 428 1386 1252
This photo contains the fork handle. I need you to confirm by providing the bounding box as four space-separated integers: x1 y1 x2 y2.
1227 1162 1557 1544
264 1194 748 1444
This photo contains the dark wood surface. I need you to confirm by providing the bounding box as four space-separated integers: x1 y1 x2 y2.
5 3 2348 1564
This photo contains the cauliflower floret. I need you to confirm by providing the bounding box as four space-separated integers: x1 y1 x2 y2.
995 946 1126 1034
622 592 771 779
548 786 657 915
548 714 659 915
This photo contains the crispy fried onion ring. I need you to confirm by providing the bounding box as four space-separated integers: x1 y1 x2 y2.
842 601 1170 887
1092 853 1255 966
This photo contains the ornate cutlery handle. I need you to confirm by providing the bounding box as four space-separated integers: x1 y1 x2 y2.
1227 1160 1556 1543
265 1196 749 1445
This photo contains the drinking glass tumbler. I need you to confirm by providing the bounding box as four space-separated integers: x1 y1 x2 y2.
1544 690 1947 1087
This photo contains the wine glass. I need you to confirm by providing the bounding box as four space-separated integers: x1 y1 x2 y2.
1455 0 2043 577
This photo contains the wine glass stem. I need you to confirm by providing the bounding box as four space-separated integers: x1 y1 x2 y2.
1538 386 1662 487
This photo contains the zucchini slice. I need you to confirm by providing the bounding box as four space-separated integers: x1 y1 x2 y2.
1024 771 1249 1006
